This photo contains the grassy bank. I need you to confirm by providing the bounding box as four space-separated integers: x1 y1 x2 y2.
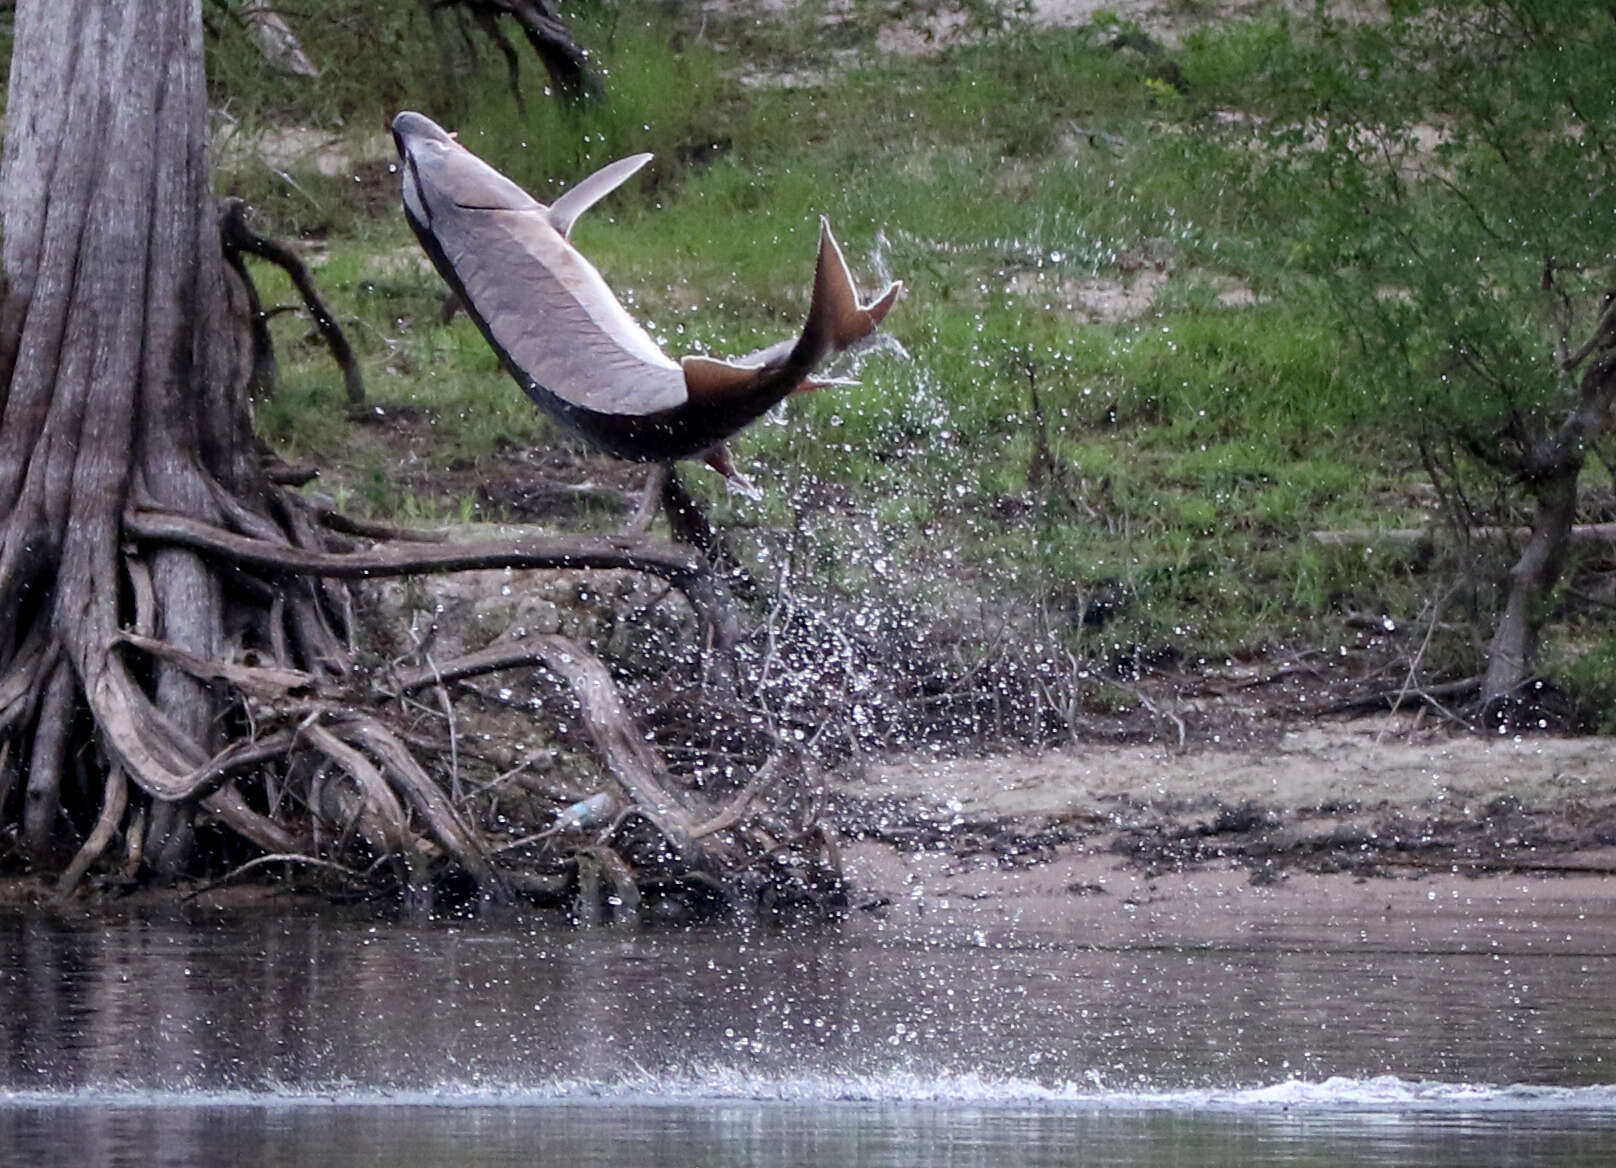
195 2 1611 726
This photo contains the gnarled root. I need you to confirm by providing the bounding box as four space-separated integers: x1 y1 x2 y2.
2 489 841 920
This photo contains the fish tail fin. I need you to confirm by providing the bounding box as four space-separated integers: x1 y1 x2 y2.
793 218 904 366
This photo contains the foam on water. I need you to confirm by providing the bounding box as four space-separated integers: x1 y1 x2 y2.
7 1073 1616 1115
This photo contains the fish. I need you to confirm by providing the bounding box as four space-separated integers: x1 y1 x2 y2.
391 111 902 486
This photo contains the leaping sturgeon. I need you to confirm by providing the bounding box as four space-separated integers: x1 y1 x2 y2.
391 111 902 485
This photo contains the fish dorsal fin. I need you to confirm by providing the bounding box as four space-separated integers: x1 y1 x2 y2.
681 354 765 404
546 153 653 238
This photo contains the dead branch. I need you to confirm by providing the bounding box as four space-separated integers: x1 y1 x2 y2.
691 755 785 840
220 199 365 406
208 0 322 77
1305 673 1482 717
662 466 758 603
436 0 601 106
510 636 704 852
621 463 669 536
402 632 709 858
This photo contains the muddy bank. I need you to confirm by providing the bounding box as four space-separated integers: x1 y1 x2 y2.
9 688 1613 919
837 719 1616 933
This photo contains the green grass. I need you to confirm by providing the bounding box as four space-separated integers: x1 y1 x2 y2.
191 1 1602 681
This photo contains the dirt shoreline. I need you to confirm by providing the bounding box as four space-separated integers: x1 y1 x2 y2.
6 719 1613 924
835 718 1616 947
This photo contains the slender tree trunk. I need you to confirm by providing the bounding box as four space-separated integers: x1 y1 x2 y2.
1483 475 1577 701
1481 343 1616 703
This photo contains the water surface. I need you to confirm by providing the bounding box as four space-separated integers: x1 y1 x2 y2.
4 888 1615 1165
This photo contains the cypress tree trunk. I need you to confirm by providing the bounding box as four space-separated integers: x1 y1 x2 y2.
0 1 269 874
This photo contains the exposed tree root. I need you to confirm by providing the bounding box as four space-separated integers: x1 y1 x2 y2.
56 767 128 895
5 483 845 919
126 508 706 583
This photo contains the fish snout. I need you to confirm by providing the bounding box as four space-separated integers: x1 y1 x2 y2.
391 111 455 162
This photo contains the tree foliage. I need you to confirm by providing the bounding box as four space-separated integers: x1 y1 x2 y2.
1196 1 1616 702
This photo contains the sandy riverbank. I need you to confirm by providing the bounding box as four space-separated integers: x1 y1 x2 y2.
836 720 1616 950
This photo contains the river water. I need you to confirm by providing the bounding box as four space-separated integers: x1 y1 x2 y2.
3 885 1616 1166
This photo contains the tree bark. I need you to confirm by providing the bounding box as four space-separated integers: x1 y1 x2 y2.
1481 344 1616 703
0 1 251 872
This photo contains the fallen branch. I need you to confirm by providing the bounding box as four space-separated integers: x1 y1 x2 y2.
1305 673 1482 717
1311 522 1616 548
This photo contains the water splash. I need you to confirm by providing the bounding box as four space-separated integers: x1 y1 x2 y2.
9 1074 1616 1113
824 330 912 382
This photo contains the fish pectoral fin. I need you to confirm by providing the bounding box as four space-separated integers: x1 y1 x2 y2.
703 446 762 498
681 354 764 404
546 152 654 238
792 376 859 395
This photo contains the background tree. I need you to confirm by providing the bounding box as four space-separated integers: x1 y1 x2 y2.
1217 0 1616 716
